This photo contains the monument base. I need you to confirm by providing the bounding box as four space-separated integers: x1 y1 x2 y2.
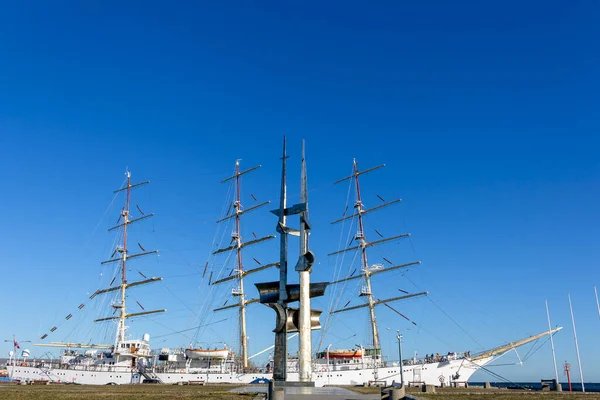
273 380 315 387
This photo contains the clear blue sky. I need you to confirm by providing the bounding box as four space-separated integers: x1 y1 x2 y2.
1 0 599 383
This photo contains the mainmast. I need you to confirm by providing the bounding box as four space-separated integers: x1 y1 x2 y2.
93 171 164 349
212 161 278 370
328 160 427 353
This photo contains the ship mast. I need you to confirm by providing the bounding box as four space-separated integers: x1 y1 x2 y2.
93 171 165 349
328 160 427 354
118 171 132 343
212 161 278 370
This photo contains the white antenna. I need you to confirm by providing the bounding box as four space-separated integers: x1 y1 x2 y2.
568 293 585 392
545 299 559 385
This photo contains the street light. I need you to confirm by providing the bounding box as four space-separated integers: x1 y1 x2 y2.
396 330 404 387
386 327 410 387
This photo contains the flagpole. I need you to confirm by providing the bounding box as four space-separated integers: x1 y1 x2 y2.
545 299 559 386
568 293 585 393
3 335 16 380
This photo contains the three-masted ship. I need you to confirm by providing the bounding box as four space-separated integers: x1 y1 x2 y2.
7 156 562 387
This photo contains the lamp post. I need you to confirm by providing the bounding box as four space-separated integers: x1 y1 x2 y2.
326 344 332 385
396 330 404 387
326 344 332 369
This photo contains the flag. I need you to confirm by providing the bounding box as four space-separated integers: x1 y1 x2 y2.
14 340 20 349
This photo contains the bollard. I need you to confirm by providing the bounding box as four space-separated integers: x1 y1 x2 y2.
390 386 405 400
272 387 284 400
554 381 562 392
421 384 435 393
380 387 389 400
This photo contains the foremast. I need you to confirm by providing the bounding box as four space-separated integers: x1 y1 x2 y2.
93 171 164 351
212 161 278 369
328 160 427 355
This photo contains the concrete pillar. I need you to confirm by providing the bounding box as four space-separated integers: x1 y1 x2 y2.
421 384 435 393
390 387 405 400
380 387 389 400
484 382 492 389
272 387 284 400
549 379 562 391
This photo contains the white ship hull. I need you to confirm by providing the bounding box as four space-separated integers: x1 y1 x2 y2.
7 356 492 386
7 364 141 385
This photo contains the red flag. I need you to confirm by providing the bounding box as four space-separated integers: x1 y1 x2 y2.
14 340 20 349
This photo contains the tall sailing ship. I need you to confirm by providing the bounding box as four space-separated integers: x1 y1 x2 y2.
7 154 561 386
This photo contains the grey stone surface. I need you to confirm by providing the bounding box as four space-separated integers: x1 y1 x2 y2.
233 385 379 400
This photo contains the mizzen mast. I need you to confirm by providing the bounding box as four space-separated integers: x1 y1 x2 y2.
328 160 426 352
94 171 164 348
212 161 277 370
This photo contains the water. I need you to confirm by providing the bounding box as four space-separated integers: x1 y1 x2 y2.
471 382 600 392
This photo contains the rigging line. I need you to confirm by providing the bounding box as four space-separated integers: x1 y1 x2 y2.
318 274 360 348
325 248 357 322
425 295 485 351
319 249 359 349
191 282 219 332
401 264 518 346
331 166 355 289
82 176 126 251
520 337 538 361
520 335 552 363
193 235 233 330
147 316 228 340
159 281 199 317
324 207 356 332
190 254 232 341
207 325 228 344
406 235 419 260
153 247 204 253
200 176 235 290
395 212 525 346
381 260 487 351
466 360 530 390
161 273 202 279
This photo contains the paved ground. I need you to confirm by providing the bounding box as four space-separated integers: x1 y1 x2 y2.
232 385 380 400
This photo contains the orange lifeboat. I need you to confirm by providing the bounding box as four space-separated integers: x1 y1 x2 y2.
327 349 363 359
